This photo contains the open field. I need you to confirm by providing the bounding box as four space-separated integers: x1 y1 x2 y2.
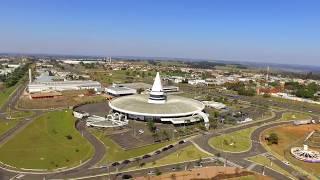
0 110 93 170
89 70 156 86
262 124 320 177
247 155 293 178
89 128 175 164
208 127 256 153
281 112 311 121
129 144 210 170
18 90 106 109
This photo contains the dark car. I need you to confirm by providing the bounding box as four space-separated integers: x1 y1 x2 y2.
154 150 161 155
112 162 120 166
122 160 130 164
178 140 185 144
142 154 151 159
167 145 174 149
162 147 168 151
122 174 133 179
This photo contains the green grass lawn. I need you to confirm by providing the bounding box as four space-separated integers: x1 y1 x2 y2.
0 85 18 108
247 155 293 178
281 112 311 121
0 110 94 170
208 127 256 153
0 119 21 137
90 129 175 164
128 145 210 170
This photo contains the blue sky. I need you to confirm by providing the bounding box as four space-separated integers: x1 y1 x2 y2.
0 0 319 65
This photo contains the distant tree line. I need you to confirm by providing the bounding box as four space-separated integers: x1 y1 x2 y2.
185 61 226 69
79 62 95 69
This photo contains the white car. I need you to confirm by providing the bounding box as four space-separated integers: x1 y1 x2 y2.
193 164 203 168
282 161 290 166
138 129 144 134
147 171 155 175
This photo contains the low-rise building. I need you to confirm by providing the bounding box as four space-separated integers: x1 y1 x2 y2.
202 101 227 110
106 85 137 96
27 80 101 93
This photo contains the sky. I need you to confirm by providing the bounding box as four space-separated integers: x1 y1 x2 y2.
0 0 319 65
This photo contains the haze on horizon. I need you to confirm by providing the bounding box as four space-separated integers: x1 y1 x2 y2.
0 0 319 65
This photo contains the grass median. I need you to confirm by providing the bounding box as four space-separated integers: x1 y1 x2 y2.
0 110 93 170
281 112 311 121
208 127 256 153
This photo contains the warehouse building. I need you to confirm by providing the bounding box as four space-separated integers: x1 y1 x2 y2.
27 80 101 93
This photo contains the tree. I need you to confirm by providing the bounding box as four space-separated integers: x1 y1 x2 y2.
267 133 279 145
161 130 170 141
147 120 156 133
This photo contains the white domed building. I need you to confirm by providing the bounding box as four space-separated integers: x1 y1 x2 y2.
109 72 209 128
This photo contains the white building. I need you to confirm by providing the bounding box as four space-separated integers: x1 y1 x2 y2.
188 79 207 85
202 101 227 110
106 85 137 96
28 80 101 93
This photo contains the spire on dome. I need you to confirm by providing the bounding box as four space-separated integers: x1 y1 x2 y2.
151 72 163 92
148 72 166 104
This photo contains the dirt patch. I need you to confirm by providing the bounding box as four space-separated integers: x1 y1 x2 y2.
18 90 106 109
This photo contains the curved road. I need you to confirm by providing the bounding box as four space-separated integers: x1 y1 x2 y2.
193 112 318 180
